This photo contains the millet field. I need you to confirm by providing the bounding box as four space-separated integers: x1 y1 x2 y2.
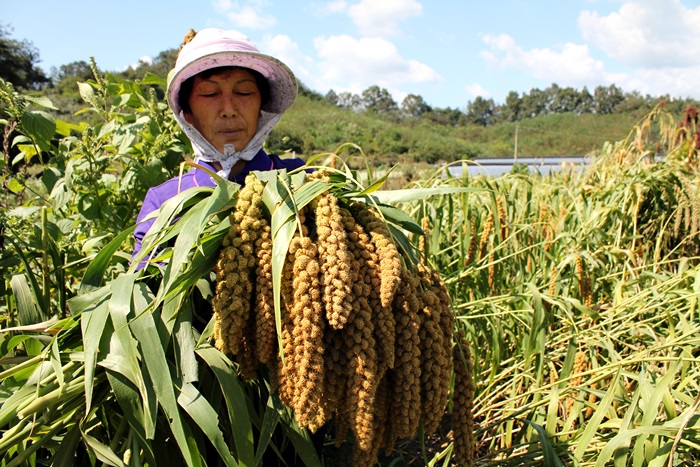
1 65 700 466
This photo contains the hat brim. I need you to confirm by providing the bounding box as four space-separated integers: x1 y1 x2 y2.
167 51 298 114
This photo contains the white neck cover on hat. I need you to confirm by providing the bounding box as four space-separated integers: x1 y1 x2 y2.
173 108 281 179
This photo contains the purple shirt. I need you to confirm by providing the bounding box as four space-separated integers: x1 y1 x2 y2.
132 149 304 267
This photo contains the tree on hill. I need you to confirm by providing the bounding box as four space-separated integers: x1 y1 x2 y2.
502 91 522 122
401 93 432 118
427 107 467 127
550 85 582 114
336 91 362 111
50 60 93 96
325 89 339 106
298 81 324 100
577 87 595 114
594 84 625 114
119 48 178 82
466 96 496 126
361 85 398 114
521 87 549 118
0 24 50 90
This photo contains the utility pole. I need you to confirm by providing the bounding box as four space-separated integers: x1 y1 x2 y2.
514 125 519 163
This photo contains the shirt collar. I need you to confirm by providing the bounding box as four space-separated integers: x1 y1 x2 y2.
192 149 272 186
230 149 273 184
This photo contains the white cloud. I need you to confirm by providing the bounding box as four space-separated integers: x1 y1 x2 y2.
261 34 316 85
228 6 277 29
466 84 491 99
480 33 606 87
323 0 348 13
123 56 153 71
323 0 423 36
213 0 276 29
212 0 232 11
607 66 700 98
579 0 700 68
313 34 441 95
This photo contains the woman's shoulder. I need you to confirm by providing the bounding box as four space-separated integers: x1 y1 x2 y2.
145 167 215 201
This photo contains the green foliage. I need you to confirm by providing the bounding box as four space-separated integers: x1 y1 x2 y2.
509 162 529 175
466 83 678 125
0 62 188 330
0 25 50 90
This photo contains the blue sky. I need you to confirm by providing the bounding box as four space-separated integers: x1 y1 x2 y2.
5 0 700 109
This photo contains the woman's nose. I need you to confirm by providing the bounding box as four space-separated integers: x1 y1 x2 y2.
220 93 238 117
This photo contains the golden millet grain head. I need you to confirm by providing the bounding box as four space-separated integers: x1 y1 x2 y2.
576 255 593 306
285 237 328 430
466 217 478 266
388 267 422 440
212 175 271 367
565 350 590 420
497 196 509 240
343 299 380 453
690 184 700 236
452 328 475 466
418 284 452 436
673 198 685 238
212 240 254 357
478 211 494 261
573 350 589 376
343 204 396 375
322 330 348 419
254 223 277 366
487 252 496 290
316 193 354 329
419 216 430 260
351 202 402 308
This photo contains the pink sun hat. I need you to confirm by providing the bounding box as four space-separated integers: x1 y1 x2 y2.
166 28 298 115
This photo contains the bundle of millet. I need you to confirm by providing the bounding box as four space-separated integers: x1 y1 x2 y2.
212 172 475 466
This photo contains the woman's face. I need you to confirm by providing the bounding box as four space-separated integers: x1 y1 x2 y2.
183 68 262 153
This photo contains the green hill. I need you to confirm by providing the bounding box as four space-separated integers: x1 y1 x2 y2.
269 93 648 165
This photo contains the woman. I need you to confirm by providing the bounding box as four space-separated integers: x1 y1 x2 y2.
132 28 304 267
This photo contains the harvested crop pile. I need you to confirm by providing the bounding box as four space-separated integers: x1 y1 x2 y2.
212 170 474 466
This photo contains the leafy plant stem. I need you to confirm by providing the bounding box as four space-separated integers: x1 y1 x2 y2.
18 373 88 419
5 413 72 467
0 354 42 380
41 206 49 317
